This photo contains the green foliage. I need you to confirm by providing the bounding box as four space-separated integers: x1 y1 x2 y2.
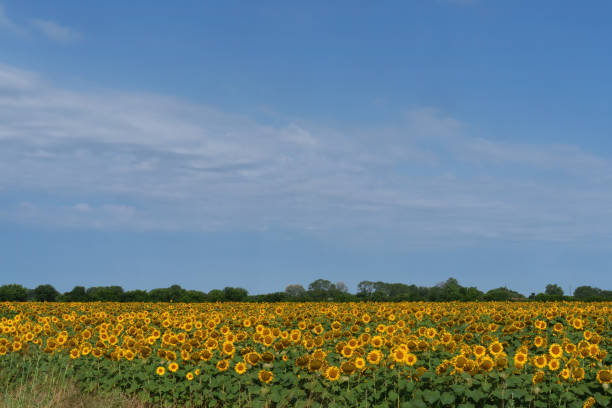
61 285 88 302
32 284 60 302
222 286 249 301
0 284 28 301
545 283 564 296
2 278 612 303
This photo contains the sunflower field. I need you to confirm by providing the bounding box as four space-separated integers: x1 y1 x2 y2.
0 301 610 408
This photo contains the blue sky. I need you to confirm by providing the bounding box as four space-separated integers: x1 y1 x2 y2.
1 0 611 295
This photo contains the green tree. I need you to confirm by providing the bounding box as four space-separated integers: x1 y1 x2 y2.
180 290 208 302
440 278 462 300
308 279 336 300
62 286 88 302
0 284 28 301
86 286 124 301
463 286 483 301
148 288 172 302
122 289 150 302
207 289 224 302
357 281 376 299
32 284 59 302
545 284 564 296
168 285 186 302
483 287 524 301
222 287 248 301
573 285 601 299
285 284 306 298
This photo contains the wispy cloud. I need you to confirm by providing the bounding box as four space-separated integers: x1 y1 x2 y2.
0 4 79 42
30 19 80 43
439 0 477 5
1 63 612 247
0 3 22 34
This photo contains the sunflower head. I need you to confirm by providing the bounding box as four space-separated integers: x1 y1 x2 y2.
308 358 323 372
572 367 585 382
366 350 382 365
354 357 366 370
534 355 547 369
325 366 340 381
405 353 417 366
340 361 356 375
548 358 560 371
532 370 545 385
596 369 611 384
582 396 596 408
234 362 247 375
473 345 486 358
258 370 274 384
489 342 503 356
216 359 229 372
548 343 563 359
478 356 494 372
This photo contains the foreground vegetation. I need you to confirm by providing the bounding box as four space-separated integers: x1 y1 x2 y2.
1 301 610 407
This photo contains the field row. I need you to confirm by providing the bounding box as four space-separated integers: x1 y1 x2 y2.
1 301 610 407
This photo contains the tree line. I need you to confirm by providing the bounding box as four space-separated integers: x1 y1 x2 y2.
0 278 610 303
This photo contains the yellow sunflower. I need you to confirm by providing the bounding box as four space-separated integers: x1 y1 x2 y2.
234 362 247 375
258 370 274 384
548 358 560 371
324 365 341 381
513 352 527 369
534 355 547 369
354 357 366 370
596 369 611 384
488 341 503 356
367 350 382 365
216 359 229 372
548 343 563 359
405 353 417 367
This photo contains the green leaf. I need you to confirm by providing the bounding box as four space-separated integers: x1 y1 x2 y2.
420 372 434 382
407 398 427 408
561 391 576 402
574 384 589 396
400 380 415 392
423 390 440 404
467 389 486 402
451 384 466 395
595 393 611 406
512 388 527 399
506 377 521 387
270 390 282 403
457 403 476 408
440 391 456 405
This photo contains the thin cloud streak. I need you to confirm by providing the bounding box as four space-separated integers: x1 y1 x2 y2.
0 4 79 42
1 64 612 247
30 19 80 43
0 3 22 34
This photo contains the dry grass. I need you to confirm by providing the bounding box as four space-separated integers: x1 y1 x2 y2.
1 371 149 408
